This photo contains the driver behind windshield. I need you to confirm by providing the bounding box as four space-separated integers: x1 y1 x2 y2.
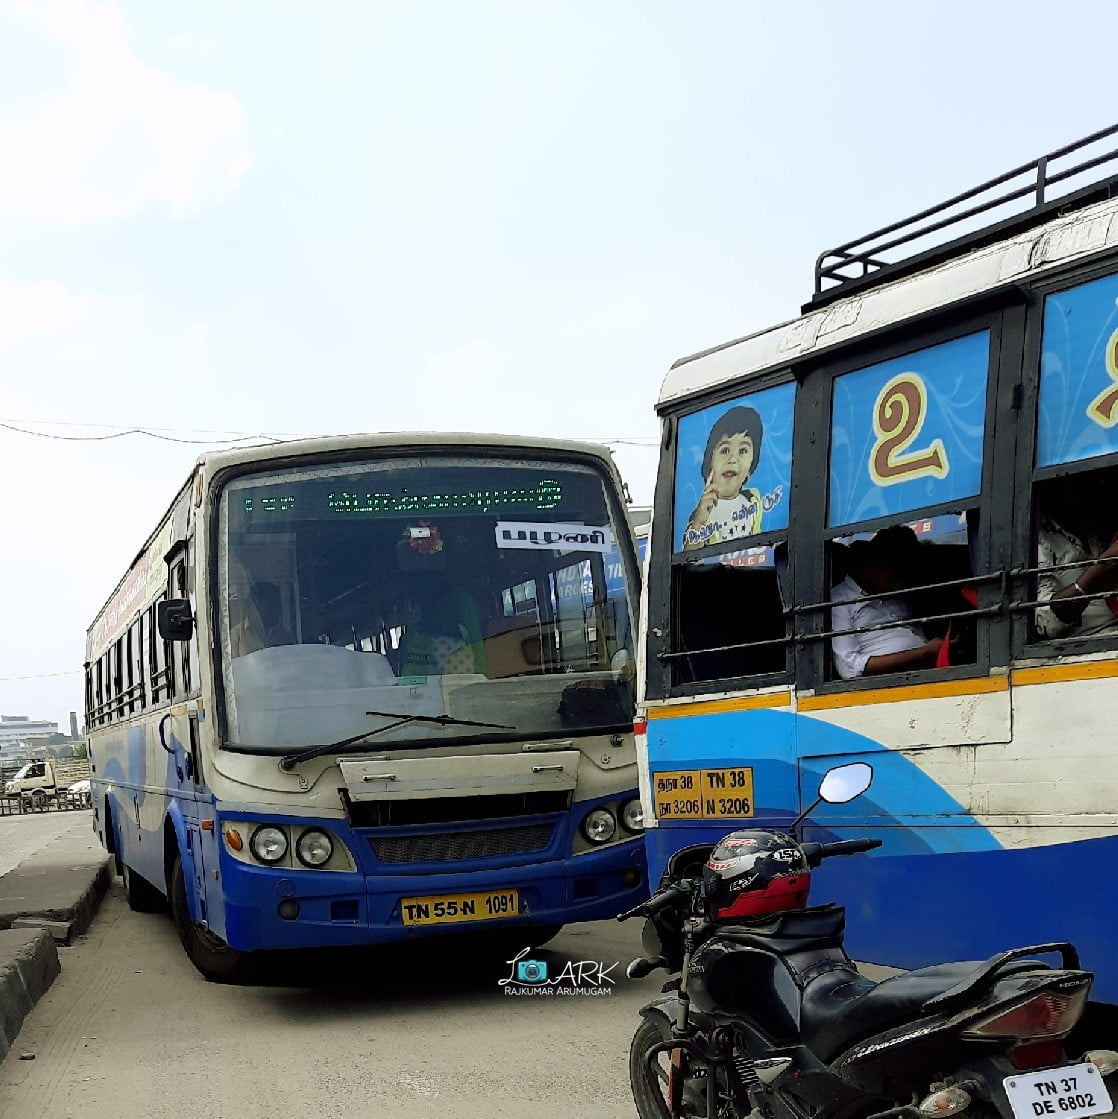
397 572 486 676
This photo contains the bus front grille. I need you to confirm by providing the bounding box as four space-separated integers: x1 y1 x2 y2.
370 824 554 864
343 790 571 827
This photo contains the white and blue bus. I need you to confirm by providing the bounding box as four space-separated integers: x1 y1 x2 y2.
85 432 646 979
637 125 1118 1009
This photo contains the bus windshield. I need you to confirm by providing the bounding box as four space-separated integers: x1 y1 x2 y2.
216 454 638 750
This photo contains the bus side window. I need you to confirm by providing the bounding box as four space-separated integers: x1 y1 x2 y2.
148 601 170 702
84 665 94 730
671 552 787 685
826 516 978 682
93 657 103 726
1031 468 1118 644
111 638 124 721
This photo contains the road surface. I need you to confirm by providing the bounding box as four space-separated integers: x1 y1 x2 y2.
0 879 657 1119
0 812 91 878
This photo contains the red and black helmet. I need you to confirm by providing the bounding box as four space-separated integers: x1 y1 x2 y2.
702 830 811 920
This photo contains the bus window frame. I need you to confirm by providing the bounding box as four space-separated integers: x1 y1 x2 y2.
647 369 798 700
796 305 1020 695
1010 252 1118 659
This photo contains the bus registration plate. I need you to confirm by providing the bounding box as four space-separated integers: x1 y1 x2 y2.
653 768 754 820
400 889 520 927
1004 1064 1112 1119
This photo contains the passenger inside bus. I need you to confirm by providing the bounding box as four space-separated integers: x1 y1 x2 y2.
1034 470 1118 640
830 526 944 679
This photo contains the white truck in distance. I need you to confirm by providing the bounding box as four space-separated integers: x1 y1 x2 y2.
3 759 92 806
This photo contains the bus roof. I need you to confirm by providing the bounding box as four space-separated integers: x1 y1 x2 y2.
191 430 619 475
659 127 1118 411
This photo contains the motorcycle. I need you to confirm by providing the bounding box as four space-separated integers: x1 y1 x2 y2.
619 763 1118 1119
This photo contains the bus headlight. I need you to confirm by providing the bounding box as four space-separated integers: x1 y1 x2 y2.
582 808 617 844
250 825 288 864
621 799 645 832
296 829 334 867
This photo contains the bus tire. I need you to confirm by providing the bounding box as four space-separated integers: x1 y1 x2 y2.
169 853 252 983
122 863 166 913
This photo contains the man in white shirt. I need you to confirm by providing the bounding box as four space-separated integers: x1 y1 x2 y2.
831 526 943 680
1034 515 1118 639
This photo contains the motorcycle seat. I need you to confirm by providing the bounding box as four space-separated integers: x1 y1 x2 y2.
800 959 1041 1063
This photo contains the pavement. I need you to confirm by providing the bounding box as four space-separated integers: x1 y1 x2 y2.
0 815 113 1063
0 811 904 1068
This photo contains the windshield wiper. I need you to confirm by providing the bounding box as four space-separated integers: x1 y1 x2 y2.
279 709 516 771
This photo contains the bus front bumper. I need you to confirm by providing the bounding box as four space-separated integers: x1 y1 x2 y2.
219 837 647 951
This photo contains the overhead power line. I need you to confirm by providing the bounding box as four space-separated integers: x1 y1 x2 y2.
1 418 659 449
0 420 279 445
0 670 82 681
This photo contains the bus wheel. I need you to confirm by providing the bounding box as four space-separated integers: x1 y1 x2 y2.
169 853 252 983
122 863 166 913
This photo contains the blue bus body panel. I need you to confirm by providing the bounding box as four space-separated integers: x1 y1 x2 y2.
99 727 648 952
644 708 1118 1005
219 831 645 951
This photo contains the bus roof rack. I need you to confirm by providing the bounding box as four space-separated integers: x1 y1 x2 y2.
808 123 1118 311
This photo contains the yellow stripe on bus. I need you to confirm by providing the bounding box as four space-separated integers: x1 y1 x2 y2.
644 663 1116 723
645 691 793 720
797 676 1007 711
1011 659 1118 687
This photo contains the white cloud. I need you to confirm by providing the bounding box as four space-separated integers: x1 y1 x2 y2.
0 0 250 225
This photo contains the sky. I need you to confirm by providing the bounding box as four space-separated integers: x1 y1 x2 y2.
2 0 1117 729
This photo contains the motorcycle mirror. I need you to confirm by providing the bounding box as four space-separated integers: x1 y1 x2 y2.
818 762 873 804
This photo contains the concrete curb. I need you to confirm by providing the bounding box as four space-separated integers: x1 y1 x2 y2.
2 857 113 943
0 831 113 941
0 928 61 1063
0 823 114 1063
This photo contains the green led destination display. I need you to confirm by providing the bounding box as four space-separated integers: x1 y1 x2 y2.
243 480 564 517
243 496 297 514
329 480 562 515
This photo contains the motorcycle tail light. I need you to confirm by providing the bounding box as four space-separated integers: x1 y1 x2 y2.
1086 1050 1118 1076
962 988 1089 1041
1011 1040 1065 1070
918 1086 972 1116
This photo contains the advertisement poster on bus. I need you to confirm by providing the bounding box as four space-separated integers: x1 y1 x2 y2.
829 330 990 527
673 382 795 552
1037 271 1118 468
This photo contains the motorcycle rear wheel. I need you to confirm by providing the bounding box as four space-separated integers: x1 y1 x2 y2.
629 1018 706 1119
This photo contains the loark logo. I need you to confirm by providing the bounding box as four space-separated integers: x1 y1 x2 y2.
498 946 618 997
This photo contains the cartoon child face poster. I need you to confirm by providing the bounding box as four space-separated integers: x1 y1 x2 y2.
673 383 795 552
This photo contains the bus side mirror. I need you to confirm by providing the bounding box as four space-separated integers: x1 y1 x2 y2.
818 762 873 805
158 599 195 642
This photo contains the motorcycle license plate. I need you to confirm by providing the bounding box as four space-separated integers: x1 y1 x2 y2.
1004 1063 1112 1119
400 889 519 927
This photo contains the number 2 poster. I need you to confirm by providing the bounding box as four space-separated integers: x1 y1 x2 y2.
829 331 991 528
